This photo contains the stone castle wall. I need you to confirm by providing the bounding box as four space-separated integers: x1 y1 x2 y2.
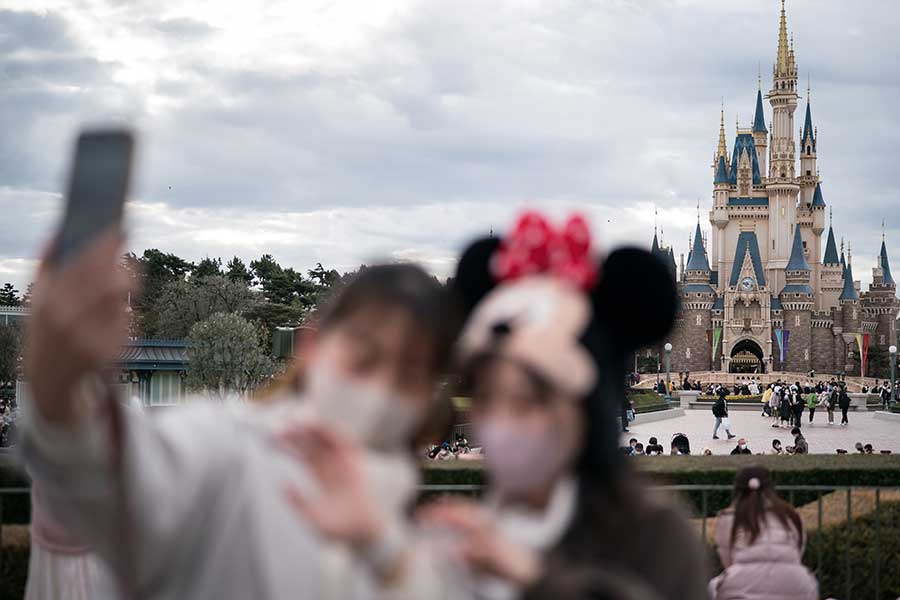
783 309 811 372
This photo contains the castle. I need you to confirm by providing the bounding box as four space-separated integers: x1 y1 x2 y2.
656 0 899 376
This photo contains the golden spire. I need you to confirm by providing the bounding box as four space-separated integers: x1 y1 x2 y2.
775 0 790 78
717 101 728 159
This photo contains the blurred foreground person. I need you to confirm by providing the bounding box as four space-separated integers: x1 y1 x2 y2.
25 484 118 600
710 466 817 600
19 231 460 600
284 213 708 599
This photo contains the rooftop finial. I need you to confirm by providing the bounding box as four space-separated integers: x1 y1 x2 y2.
883 219 886 242
807 72 811 101
776 0 791 78
829 206 833 227
697 198 701 223
758 62 762 90
717 100 728 159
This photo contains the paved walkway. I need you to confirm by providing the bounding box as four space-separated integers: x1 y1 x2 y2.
621 408 898 455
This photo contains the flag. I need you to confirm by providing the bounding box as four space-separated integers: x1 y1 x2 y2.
775 329 784 363
712 328 722 359
783 330 790 363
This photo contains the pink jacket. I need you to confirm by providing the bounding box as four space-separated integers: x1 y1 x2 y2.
711 509 818 600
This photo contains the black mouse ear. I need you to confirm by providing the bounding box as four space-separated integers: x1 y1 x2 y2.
451 236 501 316
593 246 679 352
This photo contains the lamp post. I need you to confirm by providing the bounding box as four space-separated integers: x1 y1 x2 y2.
890 345 897 406
664 342 673 404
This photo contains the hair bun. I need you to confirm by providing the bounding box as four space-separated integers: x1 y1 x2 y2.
747 477 761 490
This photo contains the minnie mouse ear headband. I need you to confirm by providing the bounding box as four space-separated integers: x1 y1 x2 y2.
453 210 679 399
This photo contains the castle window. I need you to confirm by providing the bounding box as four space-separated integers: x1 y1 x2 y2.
806 169 811 176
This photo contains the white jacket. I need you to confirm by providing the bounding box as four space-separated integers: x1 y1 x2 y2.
19 398 424 600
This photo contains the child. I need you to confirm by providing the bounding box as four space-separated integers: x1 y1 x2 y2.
710 467 817 599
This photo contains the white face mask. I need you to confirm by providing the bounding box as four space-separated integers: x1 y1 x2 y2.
306 364 422 452
477 417 572 497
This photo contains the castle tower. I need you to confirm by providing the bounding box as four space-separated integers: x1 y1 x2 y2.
765 0 800 293
780 225 813 372
862 236 900 351
680 222 715 371
818 215 843 311
838 252 861 375
799 91 818 201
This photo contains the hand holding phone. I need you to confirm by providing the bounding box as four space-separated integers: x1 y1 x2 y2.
51 129 135 265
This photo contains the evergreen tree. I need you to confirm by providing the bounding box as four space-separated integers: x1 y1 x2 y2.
192 256 223 280
0 283 20 307
226 256 254 286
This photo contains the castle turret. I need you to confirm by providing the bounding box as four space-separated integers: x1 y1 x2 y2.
780 225 813 372
839 253 861 374
818 219 843 312
861 236 900 351
677 222 715 372
752 87 769 177
800 91 818 198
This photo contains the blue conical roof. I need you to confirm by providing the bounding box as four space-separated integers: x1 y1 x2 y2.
823 227 839 265
651 232 659 255
753 90 768 133
714 155 729 184
686 222 710 272
786 226 810 271
881 240 895 286
841 252 846 276
802 101 816 151
812 182 826 207
840 260 859 301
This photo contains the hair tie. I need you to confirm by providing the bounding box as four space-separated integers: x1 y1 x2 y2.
747 477 761 490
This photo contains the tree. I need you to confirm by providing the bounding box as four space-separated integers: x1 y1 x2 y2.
185 312 275 400
152 275 258 339
129 249 194 337
192 256 223 280
226 256 253 286
0 323 22 388
250 254 318 307
0 283 20 307
20 283 34 307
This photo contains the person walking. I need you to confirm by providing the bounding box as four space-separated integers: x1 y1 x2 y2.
838 385 851 426
778 388 792 428
713 387 736 440
709 467 818 600
806 389 819 424
825 387 836 425
791 388 805 429
761 385 773 417
769 385 781 427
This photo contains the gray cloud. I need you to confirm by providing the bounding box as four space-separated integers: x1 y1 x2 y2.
0 0 899 291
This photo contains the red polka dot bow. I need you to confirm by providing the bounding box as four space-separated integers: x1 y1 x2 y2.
491 211 599 291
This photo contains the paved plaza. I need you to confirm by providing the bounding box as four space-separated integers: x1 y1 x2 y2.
621 408 899 455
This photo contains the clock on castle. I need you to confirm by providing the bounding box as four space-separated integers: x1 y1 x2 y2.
648 0 899 377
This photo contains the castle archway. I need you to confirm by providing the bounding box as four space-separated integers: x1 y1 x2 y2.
729 338 765 374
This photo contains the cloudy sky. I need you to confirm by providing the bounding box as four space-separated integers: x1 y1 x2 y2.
1 0 898 291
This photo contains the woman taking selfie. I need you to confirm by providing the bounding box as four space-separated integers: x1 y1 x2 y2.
710 466 817 600
288 212 708 599
21 240 461 600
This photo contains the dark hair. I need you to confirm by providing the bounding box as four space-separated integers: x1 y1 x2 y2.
319 264 461 374
790 427 801 436
649 437 658 445
772 439 781 448
730 466 803 549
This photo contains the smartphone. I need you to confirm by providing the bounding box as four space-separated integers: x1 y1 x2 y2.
50 129 135 265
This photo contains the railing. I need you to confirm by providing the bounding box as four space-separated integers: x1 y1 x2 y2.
417 483 898 600
3 483 898 599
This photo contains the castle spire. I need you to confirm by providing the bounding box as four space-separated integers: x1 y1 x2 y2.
840 252 859 301
775 0 791 78
881 237 896 286
786 224 810 271
753 88 768 133
823 224 839 265
686 222 711 272
717 102 728 160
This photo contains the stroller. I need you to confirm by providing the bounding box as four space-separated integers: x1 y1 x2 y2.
671 432 691 455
